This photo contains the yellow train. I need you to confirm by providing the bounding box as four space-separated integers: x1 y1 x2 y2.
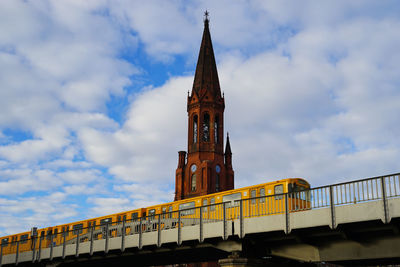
0 178 310 256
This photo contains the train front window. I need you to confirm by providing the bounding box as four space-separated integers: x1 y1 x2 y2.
289 183 310 201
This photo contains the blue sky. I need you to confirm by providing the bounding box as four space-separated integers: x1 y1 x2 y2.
1 0 400 235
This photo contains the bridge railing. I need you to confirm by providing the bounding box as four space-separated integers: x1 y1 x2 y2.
1 173 400 266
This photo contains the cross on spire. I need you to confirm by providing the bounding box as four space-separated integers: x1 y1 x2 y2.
204 10 209 22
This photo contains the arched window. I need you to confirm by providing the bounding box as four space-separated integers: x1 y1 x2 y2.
193 115 198 143
202 113 210 142
214 115 219 143
216 174 220 192
191 174 197 192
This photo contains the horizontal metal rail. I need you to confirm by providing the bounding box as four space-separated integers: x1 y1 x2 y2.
1 173 399 265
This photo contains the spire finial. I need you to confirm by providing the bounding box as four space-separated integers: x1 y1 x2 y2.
204 10 209 22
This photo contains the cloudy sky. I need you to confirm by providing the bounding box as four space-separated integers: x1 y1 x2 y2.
1 0 400 235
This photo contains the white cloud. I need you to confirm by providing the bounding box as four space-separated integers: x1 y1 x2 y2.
1 0 400 236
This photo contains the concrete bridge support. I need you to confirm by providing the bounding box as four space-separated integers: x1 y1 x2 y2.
218 252 267 267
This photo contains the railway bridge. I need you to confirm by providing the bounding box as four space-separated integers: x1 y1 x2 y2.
1 173 400 266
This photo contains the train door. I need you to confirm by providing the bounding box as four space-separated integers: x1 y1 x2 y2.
273 183 285 214
249 189 257 216
222 192 242 219
1 237 9 255
201 198 208 220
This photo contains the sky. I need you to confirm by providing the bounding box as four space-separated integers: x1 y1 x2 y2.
1 0 400 236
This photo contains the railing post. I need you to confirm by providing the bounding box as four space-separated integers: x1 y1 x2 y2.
15 241 19 265
62 231 66 259
38 236 42 262
178 211 182 245
90 225 94 256
381 176 389 224
285 193 290 234
50 233 54 261
239 199 244 238
31 235 36 262
105 223 109 254
121 218 126 252
139 217 143 249
0 241 3 267
200 206 204 243
157 214 161 248
329 185 336 229
223 202 227 240
75 231 80 258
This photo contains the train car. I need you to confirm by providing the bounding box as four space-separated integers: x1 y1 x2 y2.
0 178 310 256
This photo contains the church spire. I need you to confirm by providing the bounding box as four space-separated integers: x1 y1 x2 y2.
225 132 232 155
191 11 221 99
175 12 234 201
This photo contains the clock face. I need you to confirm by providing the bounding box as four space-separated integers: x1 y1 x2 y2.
216 165 221 173
191 164 197 172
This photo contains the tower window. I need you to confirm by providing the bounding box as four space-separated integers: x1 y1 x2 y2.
216 174 220 192
202 113 210 142
191 174 197 192
193 115 198 143
214 115 219 143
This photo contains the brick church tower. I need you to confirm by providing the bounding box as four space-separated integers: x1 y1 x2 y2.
175 13 234 201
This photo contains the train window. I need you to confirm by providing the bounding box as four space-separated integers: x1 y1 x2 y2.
88 221 96 229
168 206 173 218
1 238 8 247
179 202 195 216
46 230 52 240
20 234 28 244
259 188 265 203
210 198 215 211
297 180 308 186
73 224 83 235
202 199 208 213
274 185 284 200
148 209 156 219
223 192 241 208
251 190 256 204
100 218 112 225
117 215 121 224
131 212 138 221
162 207 167 219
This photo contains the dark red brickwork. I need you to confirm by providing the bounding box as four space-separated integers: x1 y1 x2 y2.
174 16 234 201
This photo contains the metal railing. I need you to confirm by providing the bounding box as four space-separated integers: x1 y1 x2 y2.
1 172 400 266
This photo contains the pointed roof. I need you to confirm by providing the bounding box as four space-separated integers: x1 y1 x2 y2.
225 133 232 155
192 13 221 98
